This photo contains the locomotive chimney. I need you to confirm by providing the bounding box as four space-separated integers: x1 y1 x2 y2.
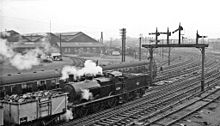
68 74 74 82
85 74 93 80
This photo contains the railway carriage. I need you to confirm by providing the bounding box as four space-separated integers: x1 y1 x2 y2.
102 60 157 78
0 70 61 99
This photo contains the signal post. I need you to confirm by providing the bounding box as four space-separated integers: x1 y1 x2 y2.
146 24 208 92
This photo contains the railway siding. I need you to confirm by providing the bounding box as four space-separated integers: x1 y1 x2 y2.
142 87 220 126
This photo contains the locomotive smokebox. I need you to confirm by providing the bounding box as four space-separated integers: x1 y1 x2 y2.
63 80 101 103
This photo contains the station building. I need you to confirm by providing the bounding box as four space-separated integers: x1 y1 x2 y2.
55 32 104 55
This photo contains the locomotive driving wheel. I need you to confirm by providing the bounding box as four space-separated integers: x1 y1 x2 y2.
139 88 145 97
92 103 101 112
75 107 88 118
107 97 117 108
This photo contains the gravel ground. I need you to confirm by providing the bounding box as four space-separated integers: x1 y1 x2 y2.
177 87 220 126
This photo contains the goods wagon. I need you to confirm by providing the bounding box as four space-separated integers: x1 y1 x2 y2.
1 90 67 125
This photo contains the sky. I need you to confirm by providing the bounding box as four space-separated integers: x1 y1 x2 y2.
1 0 220 40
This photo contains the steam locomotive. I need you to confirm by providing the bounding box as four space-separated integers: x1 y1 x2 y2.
63 70 150 118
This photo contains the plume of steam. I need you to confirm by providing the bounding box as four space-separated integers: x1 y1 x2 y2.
0 32 57 70
60 66 78 80
60 60 103 80
0 39 14 58
81 89 93 100
60 109 73 121
78 60 103 76
40 35 59 53
10 48 44 70
0 31 11 39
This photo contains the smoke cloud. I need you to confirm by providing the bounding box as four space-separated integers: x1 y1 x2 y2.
0 39 14 58
61 109 73 121
60 66 78 80
0 32 56 70
60 60 103 80
10 48 44 70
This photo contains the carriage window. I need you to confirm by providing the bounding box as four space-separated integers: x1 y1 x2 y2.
11 85 17 94
41 80 45 85
51 79 56 84
46 80 52 84
21 83 27 93
54 78 60 88
21 83 27 89
26 82 34 92
37 80 46 90
46 79 52 90
4 86 11 95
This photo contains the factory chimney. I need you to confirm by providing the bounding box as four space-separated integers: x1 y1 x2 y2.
100 32 103 43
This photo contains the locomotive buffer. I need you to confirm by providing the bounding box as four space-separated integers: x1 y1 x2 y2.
145 24 208 92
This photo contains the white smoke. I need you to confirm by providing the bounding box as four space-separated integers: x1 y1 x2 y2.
60 109 73 121
10 48 44 70
60 60 103 80
78 60 103 76
60 66 78 80
0 32 55 70
81 89 93 100
0 39 14 58
1 31 11 38
40 35 59 53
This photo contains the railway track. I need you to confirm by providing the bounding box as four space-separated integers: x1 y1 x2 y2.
154 56 215 83
131 83 220 126
59 56 219 126
76 69 219 126
63 55 86 67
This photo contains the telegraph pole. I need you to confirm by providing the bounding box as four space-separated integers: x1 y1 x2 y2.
167 27 171 65
60 34 62 58
149 47 153 85
120 28 126 62
139 34 142 61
